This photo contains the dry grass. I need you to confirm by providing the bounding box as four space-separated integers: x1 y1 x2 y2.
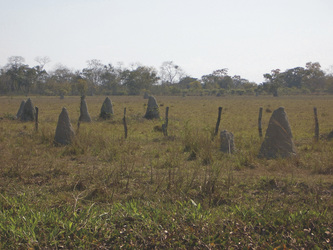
0 95 332 248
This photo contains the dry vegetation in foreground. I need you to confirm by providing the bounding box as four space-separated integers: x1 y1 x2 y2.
0 95 332 249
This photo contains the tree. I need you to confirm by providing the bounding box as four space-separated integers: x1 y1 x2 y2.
263 69 283 96
219 75 233 89
75 79 88 96
242 82 257 93
122 66 159 95
232 75 250 88
325 65 333 93
83 59 104 85
188 80 202 90
304 62 325 91
50 64 75 84
283 67 306 89
263 62 328 95
100 64 122 95
178 76 198 89
201 74 218 89
4 56 39 95
212 68 228 78
34 56 51 70
6 56 25 69
0 68 12 94
159 61 185 85
32 65 48 94
201 68 233 90
7 65 38 95
43 65 76 95
81 59 107 95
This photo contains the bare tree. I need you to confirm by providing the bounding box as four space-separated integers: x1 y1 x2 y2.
159 61 185 85
6 56 25 69
325 65 333 76
83 59 105 86
34 56 51 70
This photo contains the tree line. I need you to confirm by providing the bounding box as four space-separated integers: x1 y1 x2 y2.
0 56 332 96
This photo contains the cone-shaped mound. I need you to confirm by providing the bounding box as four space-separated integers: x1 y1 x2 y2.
20 98 35 122
100 97 114 119
220 130 236 154
54 107 75 145
16 100 26 119
259 107 296 159
79 95 91 122
144 96 160 119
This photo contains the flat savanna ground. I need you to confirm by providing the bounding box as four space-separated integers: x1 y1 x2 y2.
0 95 332 249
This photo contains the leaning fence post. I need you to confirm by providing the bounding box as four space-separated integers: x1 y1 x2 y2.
123 107 128 139
314 107 319 141
162 107 169 136
258 107 263 138
35 106 39 132
214 107 223 138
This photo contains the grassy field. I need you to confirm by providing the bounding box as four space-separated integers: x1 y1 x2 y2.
0 95 332 249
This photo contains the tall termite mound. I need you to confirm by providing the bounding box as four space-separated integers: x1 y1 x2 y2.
220 130 236 154
16 100 26 119
259 107 296 159
79 95 91 122
144 96 160 119
100 97 114 119
54 107 75 145
20 98 35 122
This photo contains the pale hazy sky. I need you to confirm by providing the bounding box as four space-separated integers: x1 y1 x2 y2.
1 0 333 83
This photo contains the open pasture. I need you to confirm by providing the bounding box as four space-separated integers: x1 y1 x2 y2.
0 95 332 248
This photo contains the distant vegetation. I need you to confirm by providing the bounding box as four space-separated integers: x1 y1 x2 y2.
1 56 333 96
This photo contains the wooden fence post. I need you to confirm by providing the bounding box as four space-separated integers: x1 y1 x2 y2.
123 107 128 139
214 107 223 138
162 107 169 136
314 107 319 141
35 106 39 132
258 107 263 138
